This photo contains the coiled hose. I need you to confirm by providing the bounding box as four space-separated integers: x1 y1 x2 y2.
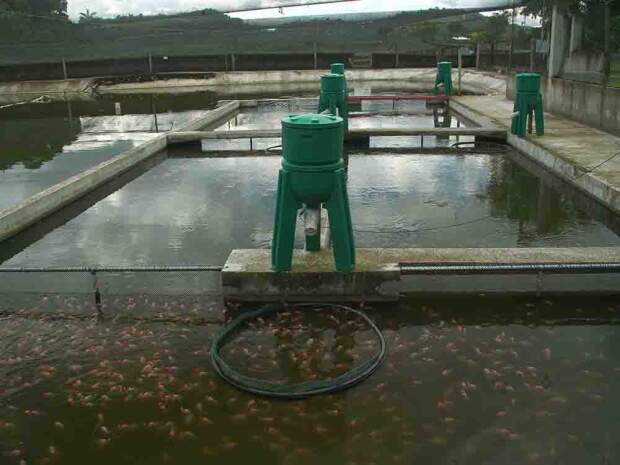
210 303 386 399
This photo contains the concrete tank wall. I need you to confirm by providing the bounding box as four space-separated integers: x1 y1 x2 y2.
563 50 605 82
95 69 507 97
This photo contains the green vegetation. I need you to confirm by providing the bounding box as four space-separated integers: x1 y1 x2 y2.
610 59 620 88
0 6 536 65
0 0 66 17
613 14 620 53
523 0 620 52
522 0 619 85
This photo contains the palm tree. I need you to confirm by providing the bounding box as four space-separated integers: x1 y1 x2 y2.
79 9 98 23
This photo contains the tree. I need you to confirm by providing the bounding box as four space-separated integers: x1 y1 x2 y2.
612 15 620 51
469 31 488 45
386 21 439 49
417 22 439 44
485 11 510 65
30 0 63 15
0 0 66 16
79 9 99 23
523 0 620 51
448 19 466 39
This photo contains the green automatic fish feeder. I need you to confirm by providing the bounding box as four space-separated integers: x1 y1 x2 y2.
511 73 544 137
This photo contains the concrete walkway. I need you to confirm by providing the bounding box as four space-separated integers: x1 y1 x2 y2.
452 94 620 214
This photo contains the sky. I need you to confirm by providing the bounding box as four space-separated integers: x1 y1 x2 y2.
66 0 518 21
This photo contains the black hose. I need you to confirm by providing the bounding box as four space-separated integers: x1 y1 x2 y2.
210 303 386 400
400 262 620 275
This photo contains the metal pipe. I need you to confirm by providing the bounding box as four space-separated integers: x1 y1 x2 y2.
320 207 331 249
221 0 358 13
304 207 321 236
347 95 449 102
399 262 620 275
457 47 463 95
0 265 223 273
61 57 68 80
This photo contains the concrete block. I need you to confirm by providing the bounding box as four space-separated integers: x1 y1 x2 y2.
222 247 620 300
221 249 401 302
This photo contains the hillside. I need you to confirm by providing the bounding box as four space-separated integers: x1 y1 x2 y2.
0 8 535 65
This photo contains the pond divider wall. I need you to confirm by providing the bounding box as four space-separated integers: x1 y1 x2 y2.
0 100 240 243
222 248 620 301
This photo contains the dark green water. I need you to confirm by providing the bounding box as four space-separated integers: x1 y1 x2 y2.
1 296 619 465
0 94 218 211
1 94 620 464
2 153 619 269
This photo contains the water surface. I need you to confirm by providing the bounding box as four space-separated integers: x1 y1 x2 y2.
0 95 215 211
0 295 619 465
2 153 618 268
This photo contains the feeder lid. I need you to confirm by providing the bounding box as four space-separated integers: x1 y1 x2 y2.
515 73 541 92
330 63 345 75
282 113 343 129
320 73 346 92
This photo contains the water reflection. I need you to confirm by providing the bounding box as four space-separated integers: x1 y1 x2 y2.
485 156 612 246
0 95 216 211
2 153 618 268
0 115 80 170
351 155 619 248
201 99 469 153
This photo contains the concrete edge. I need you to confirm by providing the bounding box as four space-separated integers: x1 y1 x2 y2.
384 247 620 263
449 99 501 129
0 78 96 102
0 100 240 243
0 136 167 242
167 127 506 145
224 247 620 269
221 247 620 300
450 99 620 215
506 133 620 215
95 69 506 96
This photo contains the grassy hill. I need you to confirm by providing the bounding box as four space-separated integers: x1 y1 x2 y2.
0 8 534 65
